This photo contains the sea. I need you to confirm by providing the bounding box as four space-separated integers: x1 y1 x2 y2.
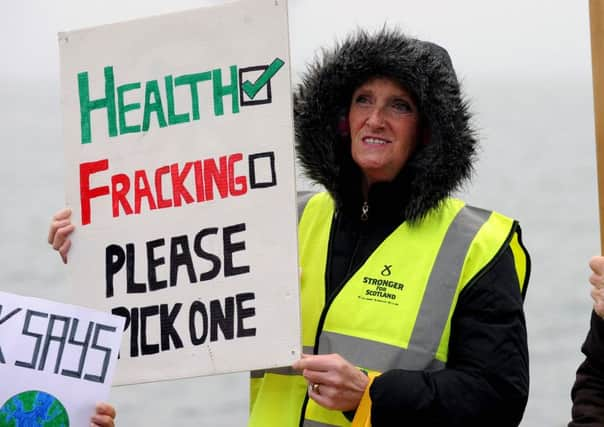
0 70 598 426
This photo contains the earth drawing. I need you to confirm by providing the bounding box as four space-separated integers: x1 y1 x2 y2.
0 390 69 427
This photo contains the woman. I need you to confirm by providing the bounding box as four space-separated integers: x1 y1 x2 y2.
247 29 530 426
50 29 530 426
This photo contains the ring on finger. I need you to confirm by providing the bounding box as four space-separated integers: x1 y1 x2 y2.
310 383 321 395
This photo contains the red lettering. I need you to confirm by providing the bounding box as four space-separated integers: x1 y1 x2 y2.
80 159 110 225
134 169 157 214
203 156 228 201
193 160 205 202
155 166 172 209
111 173 133 217
171 162 194 207
78 151 255 222
228 153 247 196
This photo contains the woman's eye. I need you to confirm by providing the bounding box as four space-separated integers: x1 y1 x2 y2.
391 100 412 113
354 94 371 105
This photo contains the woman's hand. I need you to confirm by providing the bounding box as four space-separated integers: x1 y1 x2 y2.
293 353 369 411
47 207 75 264
589 256 604 318
90 402 116 427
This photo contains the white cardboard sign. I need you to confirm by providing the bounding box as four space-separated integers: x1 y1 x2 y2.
0 291 124 426
58 0 301 385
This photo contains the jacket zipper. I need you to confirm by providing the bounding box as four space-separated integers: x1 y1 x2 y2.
361 201 369 221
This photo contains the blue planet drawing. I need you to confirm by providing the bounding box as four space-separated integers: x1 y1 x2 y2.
0 390 69 426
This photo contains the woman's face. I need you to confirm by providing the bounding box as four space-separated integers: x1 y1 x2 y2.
348 77 419 187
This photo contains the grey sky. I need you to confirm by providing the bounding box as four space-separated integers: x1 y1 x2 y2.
1 0 592 82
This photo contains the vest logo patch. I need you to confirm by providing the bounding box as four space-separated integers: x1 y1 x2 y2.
358 271 404 305
381 264 392 276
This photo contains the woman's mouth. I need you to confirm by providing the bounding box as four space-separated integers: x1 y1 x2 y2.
363 136 390 145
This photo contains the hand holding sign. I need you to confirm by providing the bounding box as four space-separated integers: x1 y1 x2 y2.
293 353 369 412
91 402 116 427
48 208 74 264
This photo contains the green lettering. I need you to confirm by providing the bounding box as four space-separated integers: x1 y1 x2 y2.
117 82 141 135
78 66 117 144
142 80 167 132
165 75 190 125
175 72 212 121
212 66 239 116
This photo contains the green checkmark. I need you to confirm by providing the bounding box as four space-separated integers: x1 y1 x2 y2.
241 57 285 99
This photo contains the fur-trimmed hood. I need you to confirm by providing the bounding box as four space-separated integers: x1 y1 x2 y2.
294 28 477 222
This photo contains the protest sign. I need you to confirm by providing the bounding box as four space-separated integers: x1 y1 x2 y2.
0 291 123 426
58 0 301 385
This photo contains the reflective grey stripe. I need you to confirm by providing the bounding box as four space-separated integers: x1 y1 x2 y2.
250 366 298 378
302 345 315 355
409 206 491 359
302 420 340 427
319 331 445 371
297 191 316 223
317 205 490 372
250 346 314 378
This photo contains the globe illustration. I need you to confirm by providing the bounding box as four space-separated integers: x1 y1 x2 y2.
0 390 69 427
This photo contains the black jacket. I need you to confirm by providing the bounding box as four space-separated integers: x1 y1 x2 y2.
570 312 604 426
294 28 530 426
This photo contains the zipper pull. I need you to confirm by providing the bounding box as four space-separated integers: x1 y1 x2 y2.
361 201 369 221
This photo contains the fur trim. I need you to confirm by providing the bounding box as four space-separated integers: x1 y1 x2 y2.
294 28 476 222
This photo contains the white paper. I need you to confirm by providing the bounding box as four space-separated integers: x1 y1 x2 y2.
0 291 124 426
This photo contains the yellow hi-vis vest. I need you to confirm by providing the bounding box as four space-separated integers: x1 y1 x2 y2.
249 193 529 427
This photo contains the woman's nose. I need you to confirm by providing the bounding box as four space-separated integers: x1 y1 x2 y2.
366 108 385 128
